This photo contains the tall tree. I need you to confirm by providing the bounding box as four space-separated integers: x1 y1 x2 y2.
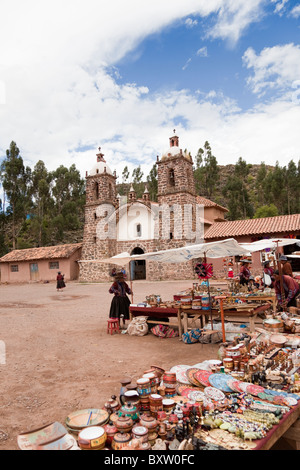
146 164 158 202
0 141 32 249
194 141 219 198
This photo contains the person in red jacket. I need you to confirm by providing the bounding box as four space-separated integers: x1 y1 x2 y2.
274 270 300 309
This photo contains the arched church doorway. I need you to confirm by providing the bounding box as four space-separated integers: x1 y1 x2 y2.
130 247 146 280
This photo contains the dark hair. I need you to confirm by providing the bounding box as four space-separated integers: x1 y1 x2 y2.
274 269 279 275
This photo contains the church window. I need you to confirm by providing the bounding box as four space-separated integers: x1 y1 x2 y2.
136 223 142 237
169 168 175 186
94 182 99 200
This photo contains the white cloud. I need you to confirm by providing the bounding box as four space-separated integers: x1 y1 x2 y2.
196 47 208 57
0 0 299 183
271 0 289 16
185 18 198 28
290 4 300 17
243 43 300 96
207 0 266 45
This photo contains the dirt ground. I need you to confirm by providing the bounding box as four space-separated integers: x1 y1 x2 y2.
0 279 221 450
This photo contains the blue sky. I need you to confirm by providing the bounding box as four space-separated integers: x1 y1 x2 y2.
0 1 300 184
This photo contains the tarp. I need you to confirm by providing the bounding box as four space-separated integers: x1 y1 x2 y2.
99 238 250 265
239 238 300 253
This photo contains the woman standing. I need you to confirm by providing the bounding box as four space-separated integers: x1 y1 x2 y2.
56 272 66 291
109 271 132 326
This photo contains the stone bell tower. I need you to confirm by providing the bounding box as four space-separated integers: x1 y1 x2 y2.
156 131 197 244
79 148 117 281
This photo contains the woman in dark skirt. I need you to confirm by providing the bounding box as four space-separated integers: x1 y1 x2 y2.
109 271 132 326
56 272 66 291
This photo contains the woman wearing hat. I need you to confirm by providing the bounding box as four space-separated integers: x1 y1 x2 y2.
280 255 293 277
109 271 132 326
239 259 251 287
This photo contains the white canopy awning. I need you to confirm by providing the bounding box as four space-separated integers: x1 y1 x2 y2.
98 238 250 265
239 238 300 253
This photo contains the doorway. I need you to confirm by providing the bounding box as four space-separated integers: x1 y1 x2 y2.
30 263 39 281
130 247 146 280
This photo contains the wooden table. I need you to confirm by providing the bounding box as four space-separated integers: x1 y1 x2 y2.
255 403 300 450
179 303 271 335
230 294 277 312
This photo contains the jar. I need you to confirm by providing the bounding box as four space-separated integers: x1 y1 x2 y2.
223 358 234 370
137 378 151 396
112 432 131 451
115 414 134 433
139 413 158 431
139 396 150 412
163 372 176 388
78 426 107 450
104 421 118 447
143 373 158 392
132 425 149 444
149 394 163 414
120 377 132 405
162 398 175 413
123 390 140 409
104 395 120 414
119 402 139 422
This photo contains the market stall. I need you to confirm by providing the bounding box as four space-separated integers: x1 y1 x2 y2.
17 329 300 451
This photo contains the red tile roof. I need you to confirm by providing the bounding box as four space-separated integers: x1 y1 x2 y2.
0 243 82 263
204 214 300 239
196 196 228 212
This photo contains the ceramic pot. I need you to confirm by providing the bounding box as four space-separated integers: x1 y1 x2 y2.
149 394 163 414
162 398 175 413
123 390 140 410
78 426 107 450
132 425 149 444
137 378 151 396
119 402 139 422
104 395 120 414
103 421 118 447
112 432 131 451
120 377 132 405
143 373 158 391
115 414 134 433
139 413 158 432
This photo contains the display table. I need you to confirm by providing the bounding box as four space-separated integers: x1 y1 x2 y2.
179 303 271 335
254 403 300 450
230 294 277 312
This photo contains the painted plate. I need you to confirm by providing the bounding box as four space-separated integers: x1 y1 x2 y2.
246 384 265 397
170 365 191 384
192 362 211 371
284 397 298 406
238 382 253 393
227 379 243 393
208 373 234 392
186 368 202 387
194 370 212 388
65 408 109 431
204 386 225 401
188 390 206 402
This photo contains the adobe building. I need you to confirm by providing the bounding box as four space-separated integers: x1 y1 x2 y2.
78 133 228 282
0 243 82 283
204 214 300 277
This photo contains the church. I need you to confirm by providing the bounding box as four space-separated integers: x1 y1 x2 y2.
78 132 228 282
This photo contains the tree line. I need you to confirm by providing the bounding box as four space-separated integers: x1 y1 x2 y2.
0 140 299 256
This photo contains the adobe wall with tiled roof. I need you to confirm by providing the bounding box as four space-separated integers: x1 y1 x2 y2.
0 243 82 263
204 214 300 240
